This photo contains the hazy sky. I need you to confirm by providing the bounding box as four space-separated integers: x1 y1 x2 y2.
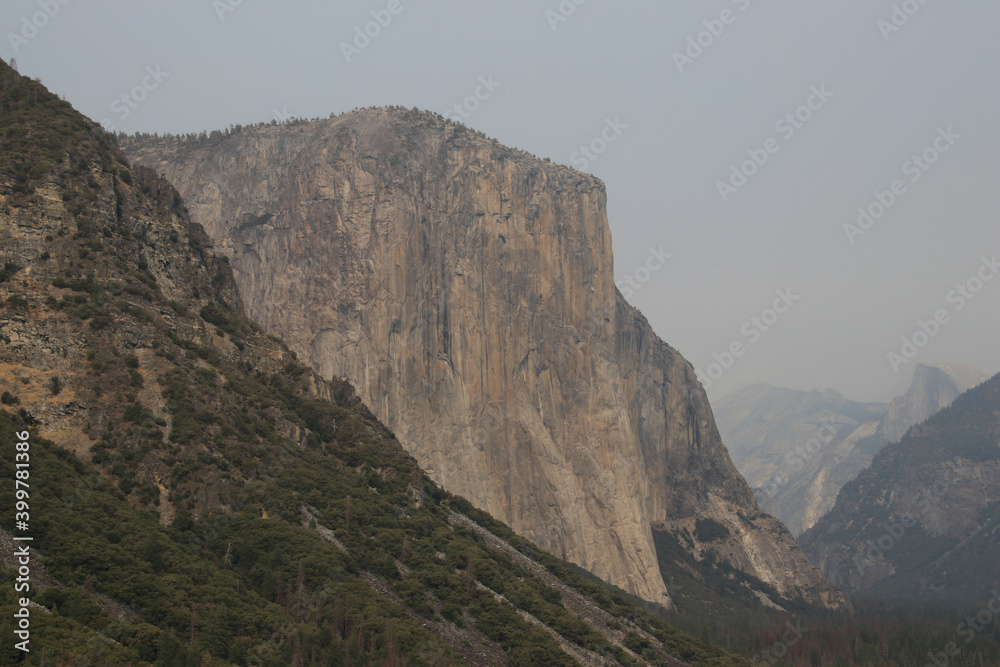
4 0 997 403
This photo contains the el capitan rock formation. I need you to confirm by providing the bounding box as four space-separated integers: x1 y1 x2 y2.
123 109 845 609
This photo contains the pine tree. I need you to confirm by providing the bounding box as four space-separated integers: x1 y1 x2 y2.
0 619 24 663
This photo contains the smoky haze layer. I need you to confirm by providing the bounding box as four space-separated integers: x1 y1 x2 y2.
799 372 1000 600
6 1 997 404
716 362 987 537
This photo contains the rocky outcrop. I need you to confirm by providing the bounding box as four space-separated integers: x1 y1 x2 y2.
716 363 987 537
123 109 845 609
881 363 987 442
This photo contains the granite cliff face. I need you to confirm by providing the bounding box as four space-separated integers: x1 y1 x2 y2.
123 109 845 609
0 63 752 664
881 363 987 443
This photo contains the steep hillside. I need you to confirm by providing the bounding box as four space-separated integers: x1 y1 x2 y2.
122 111 846 613
0 59 745 666
799 373 1000 601
716 363 986 536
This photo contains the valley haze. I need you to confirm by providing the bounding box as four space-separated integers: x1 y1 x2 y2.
2 0 996 402
1 1 998 664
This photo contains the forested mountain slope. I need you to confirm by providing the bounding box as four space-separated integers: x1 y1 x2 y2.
800 373 1000 601
0 58 742 666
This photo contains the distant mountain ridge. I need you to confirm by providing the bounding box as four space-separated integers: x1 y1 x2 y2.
715 385 887 536
715 363 987 536
798 372 1000 600
881 363 988 442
